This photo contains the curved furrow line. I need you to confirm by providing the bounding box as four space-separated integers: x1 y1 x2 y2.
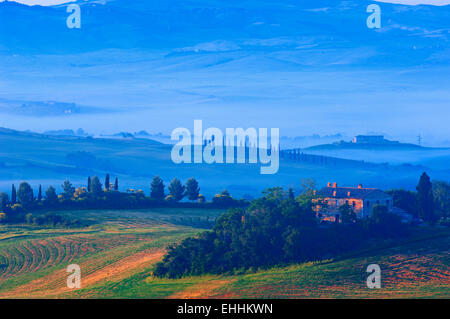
17 242 33 274
34 241 48 271
23 242 39 273
60 241 73 264
0 249 9 278
9 246 24 275
45 240 58 268
69 241 81 263
52 239 66 265
41 241 53 269
0 249 15 279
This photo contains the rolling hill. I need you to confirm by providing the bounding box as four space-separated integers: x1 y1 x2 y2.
0 127 449 198
0 208 448 298
301 142 450 169
0 0 449 138
1 0 449 64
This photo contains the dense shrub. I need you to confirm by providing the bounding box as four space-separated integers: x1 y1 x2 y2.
154 188 408 278
25 212 85 228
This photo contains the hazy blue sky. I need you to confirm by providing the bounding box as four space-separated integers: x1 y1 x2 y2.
0 0 449 146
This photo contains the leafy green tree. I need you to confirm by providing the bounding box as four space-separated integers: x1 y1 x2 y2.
105 174 110 191
185 178 200 201
168 178 185 202
62 180 75 199
369 204 404 237
432 181 450 218
45 186 58 206
87 176 91 193
90 176 103 196
416 172 434 222
154 186 372 279
339 203 356 223
114 177 119 191
220 190 230 197
386 189 418 217
11 184 16 204
300 178 317 197
295 178 317 207
150 176 165 200
198 194 206 203
288 188 295 200
261 187 285 203
37 185 42 202
212 190 235 207
0 192 9 210
17 182 34 208
371 204 388 219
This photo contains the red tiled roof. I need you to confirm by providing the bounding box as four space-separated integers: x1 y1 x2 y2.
317 186 388 199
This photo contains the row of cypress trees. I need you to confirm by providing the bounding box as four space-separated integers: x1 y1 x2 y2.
1 174 203 211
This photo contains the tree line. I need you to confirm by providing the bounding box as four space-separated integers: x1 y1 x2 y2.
386 172 450 226
0 175 245 224
0 171 448 227
153 172 450 278
153 187 409 278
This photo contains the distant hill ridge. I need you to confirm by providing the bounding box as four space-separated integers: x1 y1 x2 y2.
304 137 450 151
305 141 426 150
1 126 446 196
1 0 449 67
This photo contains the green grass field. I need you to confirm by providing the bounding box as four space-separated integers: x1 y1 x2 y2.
0 208 448 299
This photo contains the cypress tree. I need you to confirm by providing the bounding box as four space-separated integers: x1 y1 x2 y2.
114 177 118 191
17 182 34 208
168 178 185 202
62 180 75 199
11 184 16 204
38 185 42 202
45 186 58 207
185 178 200 201
0 192 9 210
416 172 434 222
87 176 91 193
105 174 110 191
150 176 165 201
288 188 295 200
90 176 103 196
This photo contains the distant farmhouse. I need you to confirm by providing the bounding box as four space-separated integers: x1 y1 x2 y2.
312 183 393 223
351 135 399 145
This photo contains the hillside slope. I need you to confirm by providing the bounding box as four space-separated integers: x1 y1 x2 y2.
92 228 450 299
0 128 446 196
210 230 450 298
1 0 449 138
1 0 449 63
1 209 448 299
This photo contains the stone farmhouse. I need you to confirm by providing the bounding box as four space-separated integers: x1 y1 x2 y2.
312 182 393 223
